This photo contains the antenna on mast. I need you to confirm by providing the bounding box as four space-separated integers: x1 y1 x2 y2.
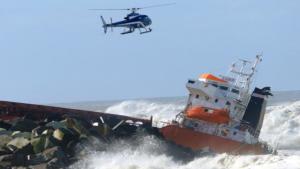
229 54 263 92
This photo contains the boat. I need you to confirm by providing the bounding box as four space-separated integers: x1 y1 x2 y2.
159 55 275 154
0 55 275 157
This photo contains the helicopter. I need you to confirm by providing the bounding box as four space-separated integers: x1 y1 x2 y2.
89 3 175 35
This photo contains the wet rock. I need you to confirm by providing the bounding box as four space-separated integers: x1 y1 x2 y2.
46 158 65 169
30 135 55 154
7 138 30 150
0 146 11 156
61 118 90 137
0 135 13 147
45 122 66 130
0 121 12 130
42 147 66 163
11 166 29 169
0 154 13 168
89 124 111 139
12 131 32 140
52 128 78 146
29 163 47 169
32 127 53 138
0 153 27 167
0 129 12 136
11 119 38 132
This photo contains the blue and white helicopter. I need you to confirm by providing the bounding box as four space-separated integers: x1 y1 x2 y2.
89 3 175 35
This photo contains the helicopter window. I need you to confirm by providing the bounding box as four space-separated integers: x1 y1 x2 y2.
219 86 228 91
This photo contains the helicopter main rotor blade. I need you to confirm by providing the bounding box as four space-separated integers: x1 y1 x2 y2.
89 8 130 11
137 3 176 10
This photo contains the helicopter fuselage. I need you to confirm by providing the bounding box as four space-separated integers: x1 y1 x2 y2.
108 14 152 29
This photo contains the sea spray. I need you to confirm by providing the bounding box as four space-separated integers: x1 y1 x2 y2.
70 98 300 169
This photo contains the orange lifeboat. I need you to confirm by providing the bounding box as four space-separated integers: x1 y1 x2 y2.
186 106 230 124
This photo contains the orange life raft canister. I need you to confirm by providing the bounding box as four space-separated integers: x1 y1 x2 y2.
186 106 230 124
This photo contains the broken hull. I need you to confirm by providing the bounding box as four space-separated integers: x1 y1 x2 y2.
160 124 269 154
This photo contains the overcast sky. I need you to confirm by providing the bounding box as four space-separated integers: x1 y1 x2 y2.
1 0 299 104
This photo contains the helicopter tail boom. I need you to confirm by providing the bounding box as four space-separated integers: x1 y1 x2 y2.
100 16 108 33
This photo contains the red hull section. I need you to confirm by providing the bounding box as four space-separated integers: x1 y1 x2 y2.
160 124 267 154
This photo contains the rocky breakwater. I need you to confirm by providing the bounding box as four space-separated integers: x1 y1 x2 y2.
0 115 114 168
0 100 156 169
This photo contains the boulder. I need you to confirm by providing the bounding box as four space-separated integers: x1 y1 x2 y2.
0 154 13 168
0 121 12 130
42 147 66 162
0 129 13 136
11 119 38 132
12 131 32 140
7 137 30 150
52 128 78 146
0 146 11 156
46 158 65 169
61 118 90 137
29 163 47 169
0 135 13 147
45 122 66 130
32 126 54 138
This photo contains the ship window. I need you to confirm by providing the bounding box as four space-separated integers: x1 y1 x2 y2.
233 131 237 135
188 80 195 84
195 94 199 99
226 101 231 106
211 84 218 88
204 109 208 112
215 99 218 103
219 86 228 91
231 89 240 94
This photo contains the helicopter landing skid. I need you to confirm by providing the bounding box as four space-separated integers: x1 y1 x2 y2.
121 28 134 35
139 28 152 34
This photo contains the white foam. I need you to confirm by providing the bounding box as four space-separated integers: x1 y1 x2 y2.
105 100 184 122
72 99 300 169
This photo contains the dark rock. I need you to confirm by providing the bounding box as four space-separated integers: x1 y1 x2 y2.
26 146 66 167
31 135 55 154
0 121 12 130
42 147 66 162
61 118 90 137
0 154 13 168
52 128 78 146
12 131 31 140
29 163 47 169
11 119 38 132
32 127 53 138
46 158 65 169
0 135 13 148
0 130 13 137
11 166 29 169
45 122 66 130
0 147 11 156
7 137 30 151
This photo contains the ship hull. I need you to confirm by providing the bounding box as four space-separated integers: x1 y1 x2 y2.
160 124 268 154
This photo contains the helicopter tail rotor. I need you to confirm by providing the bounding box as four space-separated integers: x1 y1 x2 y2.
110 17 113 32
100 16 108 34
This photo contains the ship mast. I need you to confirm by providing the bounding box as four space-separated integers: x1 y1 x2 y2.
230 55 262 93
